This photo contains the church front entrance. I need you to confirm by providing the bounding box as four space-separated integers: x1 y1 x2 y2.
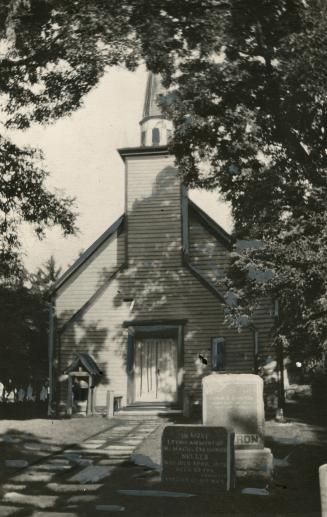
126 324 183 407
133 336 178 403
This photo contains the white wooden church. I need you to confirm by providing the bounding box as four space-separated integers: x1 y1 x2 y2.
49 73 275 417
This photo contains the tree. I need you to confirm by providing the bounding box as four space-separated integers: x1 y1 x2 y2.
0 280 47 394
159 1 327 368
29 255 62 297
2 0 327 365
0 138 76 281
0 256 61 396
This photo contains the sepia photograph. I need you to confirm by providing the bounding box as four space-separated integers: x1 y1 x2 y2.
0 1 326 516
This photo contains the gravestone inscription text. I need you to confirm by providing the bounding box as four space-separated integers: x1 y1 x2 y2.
203 374 265 449
161 426 234 493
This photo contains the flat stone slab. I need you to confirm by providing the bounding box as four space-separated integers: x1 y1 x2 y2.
35 463 72 472
131 453 160 470
2 484 27 491
23 442 43 450
106 445 133 449
110 426 134 432
98 459 127 465
203 373 265 449
24 442 61 452
12 471 55 483
47 483 103 493
81 442 105 449
96 505 125 512
271 436 301 445
0 505 22 516
65 452 93 466
69 466 113 484
67 495 98 504
64 453 93 466
48 458 70 465
241 487 269 496
5 459 29 468
3 492 58 509
32 512 77 517
118 490 195 498
66 449 108 456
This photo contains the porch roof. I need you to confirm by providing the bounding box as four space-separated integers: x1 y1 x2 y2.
65 353 102 376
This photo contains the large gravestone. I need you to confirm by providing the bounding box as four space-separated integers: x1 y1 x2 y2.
161 425 234 493
203 373 265 449
202 373 273 481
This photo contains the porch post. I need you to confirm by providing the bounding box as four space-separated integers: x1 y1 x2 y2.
67 374 73 416
87 375 92 416
48 299 55 416
106 390 115 418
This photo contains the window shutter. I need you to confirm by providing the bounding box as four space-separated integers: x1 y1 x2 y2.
211 337 225 371
127 333 134 373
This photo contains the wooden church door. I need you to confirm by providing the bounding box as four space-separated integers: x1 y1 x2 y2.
134 337 178 403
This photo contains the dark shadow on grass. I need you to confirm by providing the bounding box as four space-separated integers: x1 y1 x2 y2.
0 420 134 516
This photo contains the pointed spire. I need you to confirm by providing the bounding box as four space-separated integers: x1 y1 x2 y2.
139 72 173 147
142 73 166 119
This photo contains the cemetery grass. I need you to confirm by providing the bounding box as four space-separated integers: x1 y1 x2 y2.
128 400 327 516
0 401 325 516
0 416 115 482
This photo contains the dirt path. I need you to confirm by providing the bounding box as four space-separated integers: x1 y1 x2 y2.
0 416 160 516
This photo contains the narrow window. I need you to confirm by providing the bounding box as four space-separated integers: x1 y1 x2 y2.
141 131 146 146
211 337 225 371
152 127 160 145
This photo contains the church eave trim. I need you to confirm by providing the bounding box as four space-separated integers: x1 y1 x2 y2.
118 145 169 161
58 264 125 334
139 114 166 124
189 199 233 250
184 260 226 303
50 214 125 294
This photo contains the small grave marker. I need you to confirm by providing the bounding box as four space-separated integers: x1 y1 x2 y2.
161 425 234 493
319 464 327 517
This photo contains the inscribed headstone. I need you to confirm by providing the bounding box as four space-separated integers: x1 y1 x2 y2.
161 425 234 493
202 373 265 449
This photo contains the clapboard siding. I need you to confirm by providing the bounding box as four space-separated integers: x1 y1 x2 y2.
54 149 275 414
189 209 275 361
126 154 182 268
189 211 230 284
55 230 125 325
56 263 257 410
57 276 131 409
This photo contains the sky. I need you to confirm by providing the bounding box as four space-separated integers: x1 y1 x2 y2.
10 66 232 274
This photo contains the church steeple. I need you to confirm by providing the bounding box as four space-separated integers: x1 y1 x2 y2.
139 72 173 147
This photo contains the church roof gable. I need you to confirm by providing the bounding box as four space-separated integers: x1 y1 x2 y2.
51 215 124 294
188 200 232 250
